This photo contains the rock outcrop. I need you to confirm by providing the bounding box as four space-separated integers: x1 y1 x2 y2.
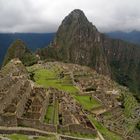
37 9 110 76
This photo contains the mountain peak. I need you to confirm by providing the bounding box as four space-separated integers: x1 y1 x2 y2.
47 9 110 75
61 9 89 25
70 9 85 17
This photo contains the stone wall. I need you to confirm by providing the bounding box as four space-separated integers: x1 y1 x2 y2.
0 114 17 126
69 124 96 135
0 78 25 114
16 81 32 118
0 128 53 137
18 118 56 132
40 96 49 122
58 125 69 133
59 124 97 135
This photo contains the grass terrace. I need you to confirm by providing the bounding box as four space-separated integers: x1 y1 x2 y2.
74 95 102 111
31 68 78 93
63 132 97 139
88 116 123 140
5 134 57 140
44 95 59 125
44 105 54 124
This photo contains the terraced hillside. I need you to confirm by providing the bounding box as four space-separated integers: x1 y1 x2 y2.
0 59 139 140
27 61 140 140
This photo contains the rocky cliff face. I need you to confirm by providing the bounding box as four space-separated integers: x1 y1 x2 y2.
3 39 37 66
39 9 110 75
37 9 140 95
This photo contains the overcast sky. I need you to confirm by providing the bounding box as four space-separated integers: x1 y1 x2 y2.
0 0 140 33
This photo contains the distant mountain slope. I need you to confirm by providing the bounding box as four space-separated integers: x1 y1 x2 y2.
106 31 140 45
3 39 37 66
0 33 55 66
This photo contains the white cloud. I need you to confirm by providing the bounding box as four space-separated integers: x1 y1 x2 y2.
0 0 140 32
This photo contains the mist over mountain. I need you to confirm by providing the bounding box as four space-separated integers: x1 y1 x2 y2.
106 31 140 45
0 33 55 66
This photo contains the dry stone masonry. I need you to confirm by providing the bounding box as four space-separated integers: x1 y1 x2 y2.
0 59 139 140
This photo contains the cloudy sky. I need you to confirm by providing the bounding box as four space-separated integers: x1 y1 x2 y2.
0 0 140 33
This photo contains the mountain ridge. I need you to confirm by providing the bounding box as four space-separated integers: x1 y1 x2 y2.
0 33 55 66
106 31 140 45
3 39 38 66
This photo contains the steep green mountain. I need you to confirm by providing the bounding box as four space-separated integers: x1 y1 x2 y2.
0 33 55 66
3 39 38 66
102 36 140 94
37 9 110 76
37 9 140 95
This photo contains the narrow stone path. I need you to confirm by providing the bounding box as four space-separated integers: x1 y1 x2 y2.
0 126 100 140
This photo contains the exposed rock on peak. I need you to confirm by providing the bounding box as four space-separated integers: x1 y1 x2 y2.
62 9 89 25
60 9 97 34
45 9 110 75
70 9 85 15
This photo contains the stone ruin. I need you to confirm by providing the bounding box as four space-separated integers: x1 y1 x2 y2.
0 59 31 126
72 69 120 109
97 106 140 140
0 75 48 128
0 59 50 129
0 60 97 136
47 88 97 136
21 87 48 122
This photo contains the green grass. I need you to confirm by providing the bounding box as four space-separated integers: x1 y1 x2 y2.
65 132 97 139
102 112 113 119
123 93 138 117
6 134 57 140
74 95 101 111
88 116 123 140
35 136 57 140
54 100 59 125
44 105 54 124
33 68 78 93
44 102 59 125
7 134 28 140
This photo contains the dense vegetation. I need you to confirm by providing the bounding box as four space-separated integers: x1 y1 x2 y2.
120 92 139 134
0 33 55 66
104 39 140 96
3 39 38 66
89 116 123 140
